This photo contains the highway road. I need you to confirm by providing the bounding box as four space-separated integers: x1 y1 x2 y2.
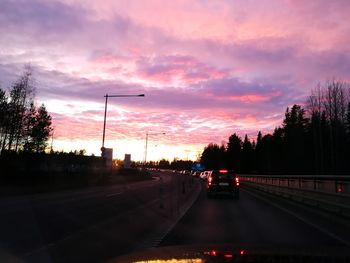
1 175 350 262
160 181 350 251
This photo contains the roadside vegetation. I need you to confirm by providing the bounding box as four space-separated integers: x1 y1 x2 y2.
0 150 152 195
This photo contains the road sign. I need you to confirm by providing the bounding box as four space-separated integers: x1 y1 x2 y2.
191 163 205 171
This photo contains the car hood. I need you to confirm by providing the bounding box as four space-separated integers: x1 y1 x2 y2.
108 244 350 263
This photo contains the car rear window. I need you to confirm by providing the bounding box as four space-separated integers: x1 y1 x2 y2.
212 171 234 179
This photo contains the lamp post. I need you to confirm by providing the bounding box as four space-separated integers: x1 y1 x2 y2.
144 132 165 165
101 93 144 154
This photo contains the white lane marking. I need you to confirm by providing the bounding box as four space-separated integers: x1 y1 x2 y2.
242 188 350 247
106 192 123 197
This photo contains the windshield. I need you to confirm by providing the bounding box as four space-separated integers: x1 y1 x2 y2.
1 1 350 263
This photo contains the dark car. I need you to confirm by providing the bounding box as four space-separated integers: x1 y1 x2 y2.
191 171 201 177
207 170 240 199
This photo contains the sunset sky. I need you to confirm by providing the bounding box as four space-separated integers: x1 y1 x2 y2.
1 0 350 161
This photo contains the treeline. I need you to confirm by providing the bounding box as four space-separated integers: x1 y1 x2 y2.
201 80 350 175
0 150 110 194
1 150 104 176
137 159 194 171
0 68 53 153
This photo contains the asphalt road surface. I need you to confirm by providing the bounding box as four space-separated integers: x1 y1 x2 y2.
2 176 350 263
0 172 198 263
160 181 350 251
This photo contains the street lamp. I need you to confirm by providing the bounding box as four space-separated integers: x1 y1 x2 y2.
184 149 191 160
101 93 145 154
144 132 165 165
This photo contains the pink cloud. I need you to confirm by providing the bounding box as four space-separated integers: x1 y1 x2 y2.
91 54 130 65
225 94 270 103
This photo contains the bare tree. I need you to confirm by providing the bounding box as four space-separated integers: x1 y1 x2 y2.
0 88 9 151
0 66 53 154
6 68 36 151
307 80 350 173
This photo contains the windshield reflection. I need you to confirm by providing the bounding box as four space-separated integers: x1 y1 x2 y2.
134 259 202 263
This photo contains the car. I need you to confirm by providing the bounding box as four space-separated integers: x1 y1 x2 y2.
200 170 211 181
181 170 191 175
191 171 201 177
207 169 239 199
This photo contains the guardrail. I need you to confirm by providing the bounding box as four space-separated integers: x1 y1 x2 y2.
240 175 350 218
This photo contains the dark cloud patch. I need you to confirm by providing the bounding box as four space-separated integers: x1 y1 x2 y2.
136 54 229 84
233 40 297 64
304 51 350 80
0 63 23 88
0 0 152 55
0 0 85 38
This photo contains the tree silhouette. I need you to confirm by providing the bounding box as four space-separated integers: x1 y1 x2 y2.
30 104 53 152
201 143 226 169
241 134 254 172
0 69 53 154
226 133 242 170
282 105 309 173
0 88 9 151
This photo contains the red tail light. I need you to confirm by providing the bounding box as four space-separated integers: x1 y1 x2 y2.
208 176 212 185
235 176 240 186
224 253 233 258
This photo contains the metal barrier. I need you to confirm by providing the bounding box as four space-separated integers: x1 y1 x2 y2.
240 175 350 218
